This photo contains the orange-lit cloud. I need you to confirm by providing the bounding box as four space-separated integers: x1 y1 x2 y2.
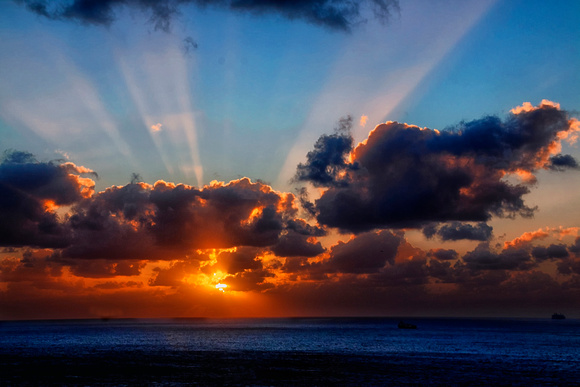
294 101 579 233
359 115 368 127
2 99 580 319
504 228 551 249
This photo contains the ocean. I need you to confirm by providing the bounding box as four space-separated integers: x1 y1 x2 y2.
0 317 578 385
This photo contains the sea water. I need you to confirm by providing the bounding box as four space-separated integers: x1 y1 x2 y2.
1 317 578 385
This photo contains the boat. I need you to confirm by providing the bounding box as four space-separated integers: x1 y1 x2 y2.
398 321 417 329
552 313 566 320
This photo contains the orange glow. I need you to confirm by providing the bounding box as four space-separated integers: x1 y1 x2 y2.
241 207 263 226
555 226 580 238
359 115 368 127
558 118 580 144
504 228 550 249
74 176 96 198
512 169 537 184
509 100 560 115
42 200 59 212
153 180 177 190
61 162 97 175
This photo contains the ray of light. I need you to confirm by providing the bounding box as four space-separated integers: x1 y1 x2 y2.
0 33 137 168
275 0 498 191
116 36 204 186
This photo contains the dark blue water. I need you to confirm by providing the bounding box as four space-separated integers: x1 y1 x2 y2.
1 317 578 385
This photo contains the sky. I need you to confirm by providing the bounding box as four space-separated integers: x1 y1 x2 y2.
1 0 580 320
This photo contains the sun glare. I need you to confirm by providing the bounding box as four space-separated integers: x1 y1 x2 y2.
215 283 227 292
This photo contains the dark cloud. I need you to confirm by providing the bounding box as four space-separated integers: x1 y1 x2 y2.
64 259 146 278
548 154 579 170
558 258 580 275
295 187 317 218
426 222 493 241
94 280 143 289
294 116 357 187
298 102 578 232
16 0 180 31
222 268 274 291
214 246 264 275
16 0 399 32
322 230 402 274
271 230 324 257
531 244 569 261
569 237 580 254
59 178 294 260
0 150 311 264
462 243 533 271
0 151 95 248
0 249 62 284
427 259 457 283
286 218 326 237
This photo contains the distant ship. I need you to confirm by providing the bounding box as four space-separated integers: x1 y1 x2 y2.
552 313 566 320
398 321 417 329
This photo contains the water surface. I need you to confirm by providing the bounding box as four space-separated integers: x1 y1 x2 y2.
1 317 578 385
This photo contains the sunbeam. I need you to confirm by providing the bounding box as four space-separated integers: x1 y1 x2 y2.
0 32 137 169
275 0 497 190
116 34 204 186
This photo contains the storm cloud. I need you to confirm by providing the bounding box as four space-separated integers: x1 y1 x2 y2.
0 151 316 264
322 230 403 274
0 151 96 248
16 0 399 32
424 222 493 241
296 101 580 232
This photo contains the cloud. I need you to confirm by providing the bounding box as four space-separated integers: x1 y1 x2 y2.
359 115 368 127
222 268 275 292
0 151 96 248
428 248 459 261
16 0 399 32
182 36 198 54
321 230 403 274
3 221 580 318
150 123 163 132
569 237 580 254
0 249 62 284
296 101 579 232
294 116 357 188
504 228 551 249
462 243 533 271
557 258 580 275
149 259 204 287
64 259 147 278
93 280 143 289
285 218 326 237
59 177 296 261
531 244 569 261
423 222 492 241
271 231 325 257
548 154 579 170
214 246 263 275
0 151 314 265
